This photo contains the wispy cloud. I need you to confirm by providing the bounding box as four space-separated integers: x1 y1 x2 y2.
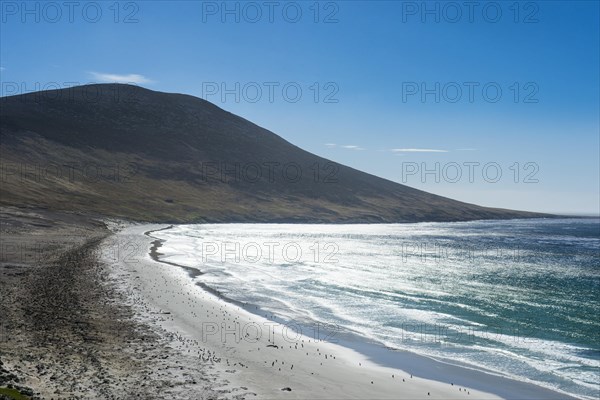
325 143 366 150
342 145 365 150
391 148 448 153
89 72 153 84
0 67 5 72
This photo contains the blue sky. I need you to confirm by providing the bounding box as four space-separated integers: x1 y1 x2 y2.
1 1 599 214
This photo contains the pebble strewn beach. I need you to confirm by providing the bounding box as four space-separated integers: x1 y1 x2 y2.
0 208 232 399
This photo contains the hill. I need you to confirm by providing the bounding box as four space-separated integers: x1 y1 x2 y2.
0 84 548 223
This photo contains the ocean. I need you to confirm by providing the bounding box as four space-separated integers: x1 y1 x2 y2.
151 218 600 399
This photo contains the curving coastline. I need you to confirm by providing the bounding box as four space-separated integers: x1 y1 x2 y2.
134 224 582 400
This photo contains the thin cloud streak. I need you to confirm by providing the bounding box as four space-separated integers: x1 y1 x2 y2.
89 72 153 84
342 145 365 150
391 148 448 153
325 143 365 150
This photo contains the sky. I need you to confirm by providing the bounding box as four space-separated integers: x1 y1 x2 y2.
1 0 599 214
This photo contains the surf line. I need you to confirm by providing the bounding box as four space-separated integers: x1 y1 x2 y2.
144 225 202 278
143 225 250 307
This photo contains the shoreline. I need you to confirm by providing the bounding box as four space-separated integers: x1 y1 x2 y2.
121 223 581 400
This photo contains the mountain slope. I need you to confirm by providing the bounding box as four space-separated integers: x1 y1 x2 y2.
0 84 547 223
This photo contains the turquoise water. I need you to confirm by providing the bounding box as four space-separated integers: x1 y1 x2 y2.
154 218 600 399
